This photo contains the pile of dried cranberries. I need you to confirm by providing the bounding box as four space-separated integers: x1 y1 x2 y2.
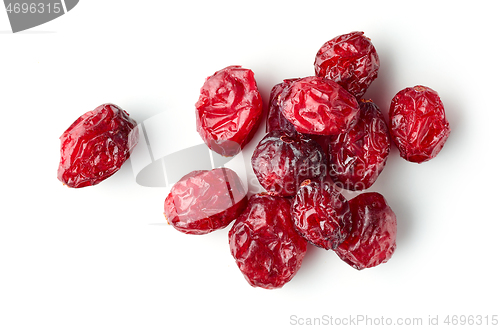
58 31 451 289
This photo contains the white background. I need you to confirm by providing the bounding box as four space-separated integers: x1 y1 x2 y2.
1 1 499 328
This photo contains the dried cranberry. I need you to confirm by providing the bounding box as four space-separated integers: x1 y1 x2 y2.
279 76 360 135
164 168 248 235
195 65 264 157
336 192 397 270
292 180 351 250
266 79 333 156
314 31 380 99
228 193 308 289
251 130 327 197
57 103 138 188
389 85 450 163
329 99 391 191
266 79 298 135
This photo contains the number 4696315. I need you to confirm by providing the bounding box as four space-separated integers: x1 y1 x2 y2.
6 2 62 14
444 315 498 326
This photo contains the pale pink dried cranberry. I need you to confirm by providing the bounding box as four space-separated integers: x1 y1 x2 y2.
57 103 138 188
195 65 264 156
228 193 308 289
266 79 298 135
251 130 327 197
279 76 360 135
292 180 352 250
164 168 247 235
336 192 397 270
329 99 391 190
314 31 380 99
389 85 450 163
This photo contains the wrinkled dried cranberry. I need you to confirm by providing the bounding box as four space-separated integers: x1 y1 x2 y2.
336 192 397 270
57 103 138 188
266 80 333 156
164 168 247 235
329 99 391 191
314 31 380 99
389 85 450 163
228 193 308 289
251 130 327 197
195 65 264 157
292 180 351 250
279 76 360 135
266 79 299 135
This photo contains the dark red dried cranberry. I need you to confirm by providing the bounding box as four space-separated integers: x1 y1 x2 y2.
164 168 248 235
251 130 327 197
329 99 391 191
279 76 360 135
336 192 397 270
195 65 264 157
266 80 333 156
314 31 380 99
292 180 351 250
266 79 299 135
228 193 308 289
57 103 138 188
389 85 450 163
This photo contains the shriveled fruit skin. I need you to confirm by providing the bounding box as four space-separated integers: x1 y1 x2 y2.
57 103 138 188
329 99 391 191
228 194 308 289
266 79 332 155
266 79 299 135
389 85 450 163
336 192 397 270
314 31 380 99
195 65 264 157
251 130 327 197
279 76 360 135
292 180 352 250
164 168 248 235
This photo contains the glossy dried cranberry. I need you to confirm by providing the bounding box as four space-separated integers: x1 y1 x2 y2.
279 76 360 135
251 130 327 197
266 80 333 156
292 180 351 250
389 85 450 163
266 79 298 135
57 103 138 188
195 65 264 157
329 99 391 191
228 193 308 289
336 192 397 270
314 31 380 99
164 168 248 235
